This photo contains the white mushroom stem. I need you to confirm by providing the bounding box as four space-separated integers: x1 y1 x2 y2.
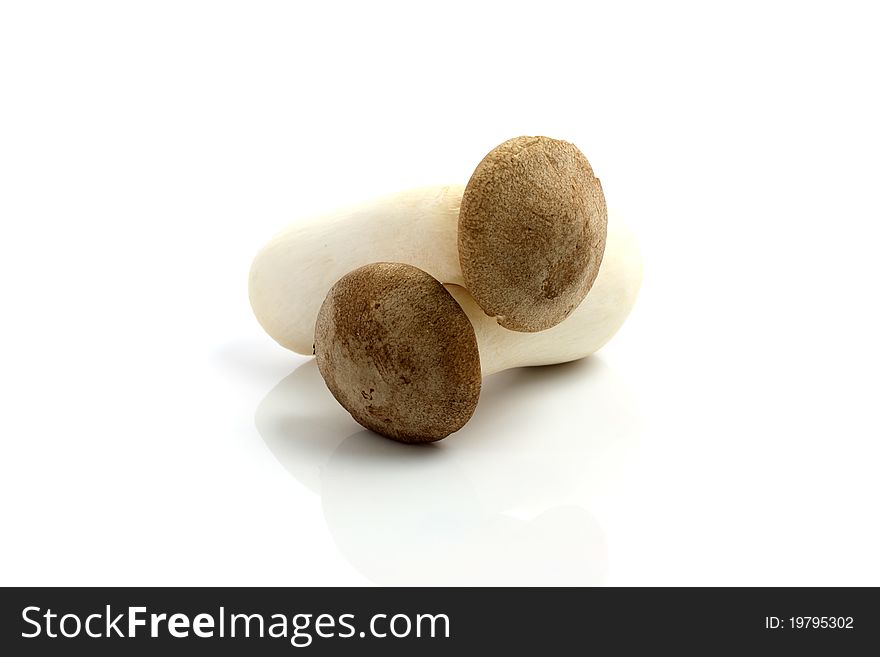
250 186 466 355
249 185 642 364
447 215 642 376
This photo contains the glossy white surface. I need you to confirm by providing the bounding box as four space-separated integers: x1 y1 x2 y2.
2 1 879 585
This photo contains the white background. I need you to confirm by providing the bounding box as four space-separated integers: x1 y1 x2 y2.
2 1 878 586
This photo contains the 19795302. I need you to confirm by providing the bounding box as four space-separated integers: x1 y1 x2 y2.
765 616 854 629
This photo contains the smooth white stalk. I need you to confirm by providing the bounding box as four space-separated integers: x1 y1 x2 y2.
250 185 465 354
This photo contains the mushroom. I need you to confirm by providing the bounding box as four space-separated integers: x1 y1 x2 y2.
459 135 607 332
314 262 482 443
314 216 641 443
249 136 607 353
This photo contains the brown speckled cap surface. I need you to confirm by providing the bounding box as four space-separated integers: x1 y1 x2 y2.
315 263 481 443
458 136 608 332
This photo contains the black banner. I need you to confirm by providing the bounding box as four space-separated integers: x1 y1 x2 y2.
1 587 877 654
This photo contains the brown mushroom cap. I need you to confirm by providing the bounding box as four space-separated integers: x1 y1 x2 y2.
314 262 481 443
458 136 608 332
